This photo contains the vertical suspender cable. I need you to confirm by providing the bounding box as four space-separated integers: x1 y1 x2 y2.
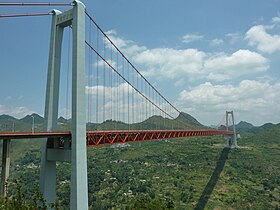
103 39 106 130
96 28 99 130
141 77 143 130
110 44 113 130
85 11 195 129
122 56 125 128
153 89 155 129
149 85 151 129
116 53 119 124
87 22 92 124
85 14 195 131
145 82 148 125
131 70 134 129
127 62 130 130
113 53 116 129
137 73 139 127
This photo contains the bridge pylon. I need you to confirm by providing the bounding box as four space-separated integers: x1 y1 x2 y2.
226 111 237 148
40 1 88 209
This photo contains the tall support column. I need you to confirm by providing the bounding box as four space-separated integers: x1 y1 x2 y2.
70 1 88 209
40 9 63 205
0 139 11 197
40 1 88 209
226 113 229 131
231 111 237 147
226 111 237 147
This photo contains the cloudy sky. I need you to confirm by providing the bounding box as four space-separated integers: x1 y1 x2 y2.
1 0 280 126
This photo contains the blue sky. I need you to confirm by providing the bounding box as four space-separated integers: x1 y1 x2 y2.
1 0 280 126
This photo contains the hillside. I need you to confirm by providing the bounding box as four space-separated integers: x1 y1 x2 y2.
236 121 255 129
0 111 204 132
19 113 44 124
0 115 278 209
176 112 203 127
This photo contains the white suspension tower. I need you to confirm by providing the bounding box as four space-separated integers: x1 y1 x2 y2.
226 111 237 148
40 1 88 209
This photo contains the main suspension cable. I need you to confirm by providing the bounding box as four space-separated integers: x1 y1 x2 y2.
0 2 71 6
0 12 50 18
85 10 182 116
85 40 176 121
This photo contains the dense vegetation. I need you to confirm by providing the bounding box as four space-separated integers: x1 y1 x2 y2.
0 115 279 209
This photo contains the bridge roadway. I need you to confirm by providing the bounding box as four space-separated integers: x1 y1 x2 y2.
0 130 233 146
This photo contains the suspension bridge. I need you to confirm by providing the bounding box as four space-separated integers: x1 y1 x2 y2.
0 1 236 209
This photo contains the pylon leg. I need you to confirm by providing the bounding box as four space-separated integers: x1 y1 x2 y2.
40 9 63 206
70 1 88 209
0 139 11 197
40 1 88 209
226 111 237 148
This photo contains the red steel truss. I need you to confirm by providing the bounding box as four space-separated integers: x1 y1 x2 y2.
86 130 233 146
0 130 233 147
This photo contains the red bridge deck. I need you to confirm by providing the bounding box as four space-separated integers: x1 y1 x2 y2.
86 130 233 146
0 130 233 147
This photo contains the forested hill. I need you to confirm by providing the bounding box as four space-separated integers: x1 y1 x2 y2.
176 112 203 127
0 114 278 209
0 111 204 132
236 120 279 135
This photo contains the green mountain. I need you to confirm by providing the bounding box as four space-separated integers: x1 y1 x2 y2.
19 113 44 124
236 121 255 129
258 122 274 130
3 119 279 209
58 116 68 124
0 111 204 132
0 114 17 122
176 112 203 127
0 112 279 209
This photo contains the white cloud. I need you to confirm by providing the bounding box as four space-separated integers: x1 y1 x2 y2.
272 16 280 24
210 38 224 46
0 104 34 118
205 50 268 81
105 30 147 56
226 32 242 44
177 79 280 125
182 34 204 44
133 48 206 80
86 82 135 96
88 31 276 125
106 30 130 49
245 24 280 54
94 59 118 70
104 31 268 83
102 31 269 83
135 48 267 82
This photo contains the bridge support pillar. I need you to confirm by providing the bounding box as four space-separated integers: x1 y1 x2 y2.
226 111 237 148
40 8 62 206
40 1 88 209
70 1 88 209
0 138 11 197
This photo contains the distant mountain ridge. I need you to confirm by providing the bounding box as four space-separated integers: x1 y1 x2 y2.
20 114 44 124
0 114 17 121
235 120 279 134
0 112 203 132
0 113 277 133
236 121 255 129
176 112 203 127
